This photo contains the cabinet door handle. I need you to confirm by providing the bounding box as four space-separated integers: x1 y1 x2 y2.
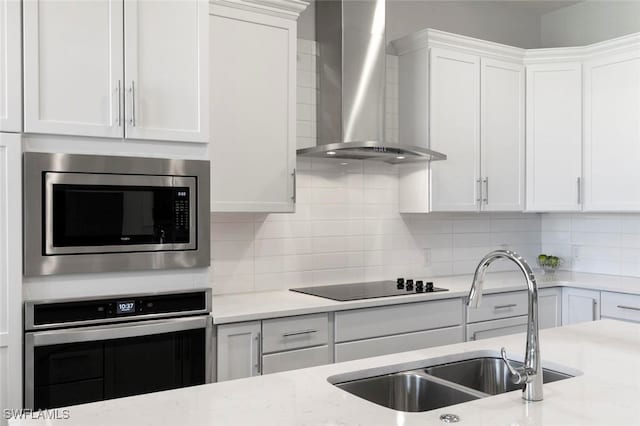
282 329 317 338
476 178 482 204
128 81 136 127
593 300 598 320
617 305 640 312
291 169 297 203
254 332 262 374
493 304 517 310
577 177 582 204
483 177 489 204
116 80 122 127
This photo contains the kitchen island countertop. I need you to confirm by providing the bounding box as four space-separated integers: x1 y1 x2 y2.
10 319 640 425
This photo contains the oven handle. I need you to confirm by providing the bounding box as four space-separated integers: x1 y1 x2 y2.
28 316 210 347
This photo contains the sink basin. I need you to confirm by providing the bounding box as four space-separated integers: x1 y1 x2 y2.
335 371 481 412
330 352 579 412
424 357 573 395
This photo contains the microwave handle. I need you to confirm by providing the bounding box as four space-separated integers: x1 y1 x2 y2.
27 316 210 347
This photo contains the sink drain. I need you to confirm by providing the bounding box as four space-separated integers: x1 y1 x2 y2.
440 414 460 423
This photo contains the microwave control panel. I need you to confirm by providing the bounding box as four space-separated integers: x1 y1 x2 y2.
174 189 190 231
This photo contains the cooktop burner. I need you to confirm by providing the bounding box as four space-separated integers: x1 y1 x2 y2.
290 279 447 301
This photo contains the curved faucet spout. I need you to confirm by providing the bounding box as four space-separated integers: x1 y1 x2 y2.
467 249 543 402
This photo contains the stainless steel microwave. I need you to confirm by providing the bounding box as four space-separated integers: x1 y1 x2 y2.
24 153 210 276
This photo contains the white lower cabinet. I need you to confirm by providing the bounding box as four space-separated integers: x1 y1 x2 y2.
467 288 562 341
216 321 261 381
562 288 601 325
601 292 640 323
467 316 528 341
262 346 331 375
335 326 463 363
216 288 565 380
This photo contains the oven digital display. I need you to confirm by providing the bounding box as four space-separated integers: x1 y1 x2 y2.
116 301 136 315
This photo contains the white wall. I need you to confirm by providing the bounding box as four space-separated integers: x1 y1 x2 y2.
540 1 640 47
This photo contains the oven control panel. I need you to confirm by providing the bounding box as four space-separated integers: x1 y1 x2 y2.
29 290 210 329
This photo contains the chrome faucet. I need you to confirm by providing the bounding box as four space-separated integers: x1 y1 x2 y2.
467 249 543 401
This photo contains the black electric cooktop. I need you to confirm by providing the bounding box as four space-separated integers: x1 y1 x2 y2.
290 279 447 301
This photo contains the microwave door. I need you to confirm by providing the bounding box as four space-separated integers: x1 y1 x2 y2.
44 172 196 255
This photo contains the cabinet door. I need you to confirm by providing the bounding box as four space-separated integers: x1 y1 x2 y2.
216 322 261 382
525 63 582 212
0 0 21 132
23 0 124 138
601 291 640 323
584 50 640 211
562 288 600 325
467 316 528 341
538 287 562 329
335 326 464 363
0 133 22 418
209 6 296 212
480 58 524 211
429 48 480 212
262 346 331 375
124 0 208 143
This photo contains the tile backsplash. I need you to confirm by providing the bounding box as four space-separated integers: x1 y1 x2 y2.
208 39 542 296
210 158 542 295
542 214 640 277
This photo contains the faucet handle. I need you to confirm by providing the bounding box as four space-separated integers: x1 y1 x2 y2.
500 347 525 385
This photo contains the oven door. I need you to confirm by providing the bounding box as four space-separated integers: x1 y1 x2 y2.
44 172 196 255
24 316 212 410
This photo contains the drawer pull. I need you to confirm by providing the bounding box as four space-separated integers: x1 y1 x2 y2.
493 304 517 310
617 305 640 312
282 329 317 338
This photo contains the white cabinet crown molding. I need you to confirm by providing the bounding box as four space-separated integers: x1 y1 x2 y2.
390 28 525 63
525 32 640 64
209 0 309 19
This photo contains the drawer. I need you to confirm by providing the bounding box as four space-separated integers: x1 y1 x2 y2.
467 316 528 341
335 326 463 363
335 299 462 343
601 292 640 323
467 290 528 323
262 313 329 354
262 345 331 374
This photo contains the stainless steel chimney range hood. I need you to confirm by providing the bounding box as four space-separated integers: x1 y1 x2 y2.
296 0 446 164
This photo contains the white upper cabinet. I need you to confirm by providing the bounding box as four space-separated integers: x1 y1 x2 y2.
0 0 22 133
525 62 583 212
124 0 208 142
23 0 208 143
23 0 124 138
429 47 481 212
480 58 524 211
209 5 296 212
583 48 640 211
429 47 524 212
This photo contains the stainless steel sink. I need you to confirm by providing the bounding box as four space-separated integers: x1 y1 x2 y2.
330 352 578 412
424 357 573 395
335 371 482 412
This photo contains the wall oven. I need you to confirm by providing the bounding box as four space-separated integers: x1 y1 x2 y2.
24 289 213 410
24 153 210 276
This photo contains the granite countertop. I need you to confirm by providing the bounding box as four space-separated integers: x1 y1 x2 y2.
11 319 640 425
211 270 640 324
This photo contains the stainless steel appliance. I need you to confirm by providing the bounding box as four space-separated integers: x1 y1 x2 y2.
296 0 446 164
24 289 213 410
24 152 210 276
291 279 447 301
